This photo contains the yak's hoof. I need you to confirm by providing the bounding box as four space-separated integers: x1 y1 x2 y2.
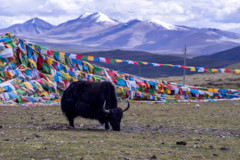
68 126 75 129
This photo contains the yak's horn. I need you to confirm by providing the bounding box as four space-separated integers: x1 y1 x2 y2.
123 100 130 112
102 100 110 114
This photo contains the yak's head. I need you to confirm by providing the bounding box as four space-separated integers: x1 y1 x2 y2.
102 100 130 131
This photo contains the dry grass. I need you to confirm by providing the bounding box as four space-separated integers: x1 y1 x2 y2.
160 72 240 89
0 101 240 159
160 63 240 89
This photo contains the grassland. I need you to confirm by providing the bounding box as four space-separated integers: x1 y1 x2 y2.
160 72 240 89
160 63 240 89
0 101 240 160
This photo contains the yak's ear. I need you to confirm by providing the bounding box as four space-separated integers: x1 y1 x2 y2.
102 100 110 114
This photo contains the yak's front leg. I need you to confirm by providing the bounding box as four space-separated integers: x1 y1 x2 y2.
105 120 110 130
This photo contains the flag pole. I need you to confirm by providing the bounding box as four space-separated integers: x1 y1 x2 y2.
183 45 187 85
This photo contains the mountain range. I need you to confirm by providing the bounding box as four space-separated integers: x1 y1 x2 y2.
0 18 54 35
1 12 240 56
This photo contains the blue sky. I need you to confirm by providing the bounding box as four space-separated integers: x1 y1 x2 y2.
1 0 240 33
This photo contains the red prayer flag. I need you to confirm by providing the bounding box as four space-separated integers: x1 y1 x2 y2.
47 50 54 56
181 66 188 70
225 69 232 73
76 55 83 60
133 61 139 66
105 58 111 63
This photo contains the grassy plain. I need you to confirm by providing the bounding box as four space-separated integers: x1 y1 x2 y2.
160 63 240 89
0 101 240 160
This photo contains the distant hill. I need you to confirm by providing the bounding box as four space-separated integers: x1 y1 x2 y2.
226 62 240 69
79 48 240 78
0 18 54 35
194 46 240 61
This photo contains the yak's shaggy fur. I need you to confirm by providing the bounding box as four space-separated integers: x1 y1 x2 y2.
61 81 129 131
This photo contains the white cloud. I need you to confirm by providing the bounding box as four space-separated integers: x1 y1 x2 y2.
0 0 240 33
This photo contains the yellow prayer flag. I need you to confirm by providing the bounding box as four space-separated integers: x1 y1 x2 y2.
234 69 240 74
0 87 4 93
190 67 196 71
12 90 18 95
28 59 37 68
60 71 71 81
116 87 124 94
116 59 123 63
24 82 33 89
212 68 218 72
166 95 171 99
92 76 97 82
72 77 78 81
166 89 171 94
208 88 213 92
59 52 65 57
83 61 94 73
59 52 65 64
5 44 12 48
88 56 94 61
0 60 4 67
48 74 54 81
46 78 54 85
145 82 150 88
8 71 13 79
142 62 148 65
34 82 43 92
40 91 49 97
47 57 53 65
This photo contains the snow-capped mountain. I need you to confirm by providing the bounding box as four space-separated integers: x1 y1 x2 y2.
0 18 54 35
44 12 118 37
78 12 118 24
74 18 240 56
1 12 240 56
80 19 188 49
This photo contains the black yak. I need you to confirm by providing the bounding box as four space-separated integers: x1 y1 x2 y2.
61 80 130 131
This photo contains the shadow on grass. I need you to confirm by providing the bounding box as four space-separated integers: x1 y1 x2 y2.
47 123 108 132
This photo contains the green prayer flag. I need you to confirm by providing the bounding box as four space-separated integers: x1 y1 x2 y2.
42 62 50 74
35 45 48 50
34 93 38 97
61 74 67 81
16 88 26 95
65 57 69 65
16 96 22 103
149 88 155 94
94 66 103 75
59 89 64 97
110 59 116 63
82 56 88 60
19 83 25 87
0 71 6 78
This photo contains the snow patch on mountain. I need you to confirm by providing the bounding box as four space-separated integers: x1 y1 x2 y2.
79 12 118 24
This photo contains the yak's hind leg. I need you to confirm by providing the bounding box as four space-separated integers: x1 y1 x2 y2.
67 115 75 128
61 98 77 128
64 110 77 128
